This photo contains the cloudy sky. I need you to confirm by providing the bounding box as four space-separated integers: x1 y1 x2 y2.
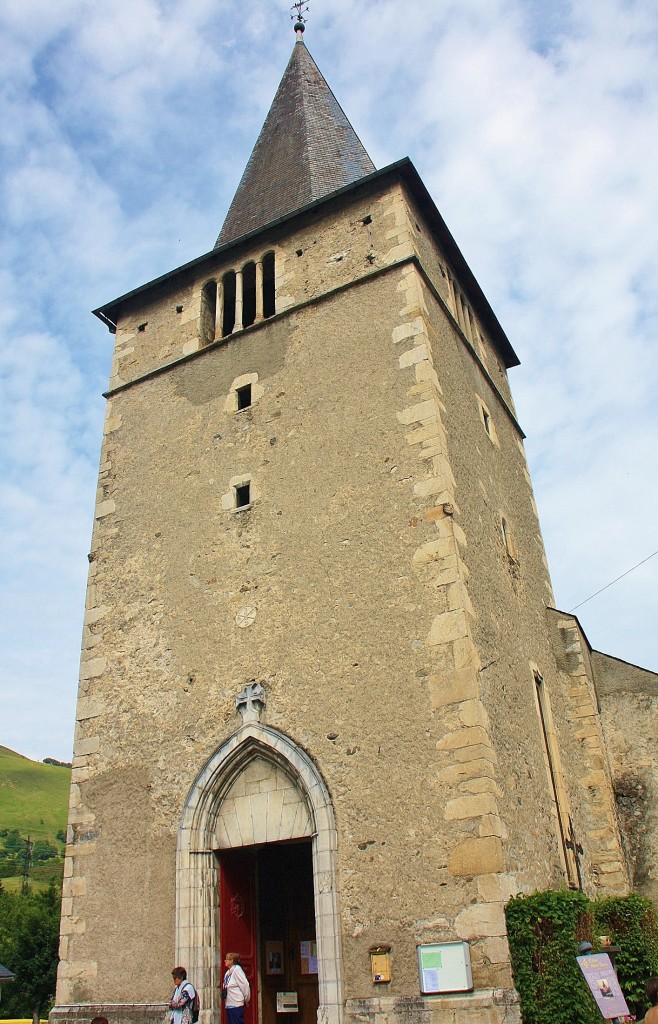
2 0 657 763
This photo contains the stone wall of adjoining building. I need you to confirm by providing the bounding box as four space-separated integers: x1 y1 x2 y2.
545 610 630 897
592 649 658 905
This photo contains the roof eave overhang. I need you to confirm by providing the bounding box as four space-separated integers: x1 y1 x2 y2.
93 158 519 368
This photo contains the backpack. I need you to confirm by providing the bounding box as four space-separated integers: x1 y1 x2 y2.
183 983 200 1023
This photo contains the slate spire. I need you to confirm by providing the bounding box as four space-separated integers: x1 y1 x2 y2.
216 32 376 247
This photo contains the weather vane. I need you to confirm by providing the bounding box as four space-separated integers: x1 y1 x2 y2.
291 1 310 33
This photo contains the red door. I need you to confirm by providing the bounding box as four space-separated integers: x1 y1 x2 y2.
220 849 258 1024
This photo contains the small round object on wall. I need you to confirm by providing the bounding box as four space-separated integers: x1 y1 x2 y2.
236 606 257 628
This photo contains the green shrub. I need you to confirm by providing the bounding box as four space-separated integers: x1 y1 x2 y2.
506 889 599 1024
594 893 658 1018
506 890 658 1023
0 860 20 879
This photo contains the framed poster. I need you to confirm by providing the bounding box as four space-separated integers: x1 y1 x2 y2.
266 941 285 976
300 940 318 975
416 942 473 994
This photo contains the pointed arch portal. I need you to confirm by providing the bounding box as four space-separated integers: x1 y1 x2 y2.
176 725 343 1024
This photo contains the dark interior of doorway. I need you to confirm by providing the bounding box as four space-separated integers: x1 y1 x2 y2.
219 841 318 1024
259 841 318 1024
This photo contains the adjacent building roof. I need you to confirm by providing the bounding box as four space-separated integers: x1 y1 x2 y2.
0 963 15 983
216 35 375 247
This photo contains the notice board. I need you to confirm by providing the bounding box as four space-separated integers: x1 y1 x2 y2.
417 941 473 994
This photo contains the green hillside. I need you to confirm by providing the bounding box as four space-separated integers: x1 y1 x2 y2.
0 747 70 843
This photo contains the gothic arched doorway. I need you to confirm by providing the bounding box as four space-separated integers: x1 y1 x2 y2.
176 725 343 1024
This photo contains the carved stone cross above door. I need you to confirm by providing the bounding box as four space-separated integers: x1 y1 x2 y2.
236 682 266 724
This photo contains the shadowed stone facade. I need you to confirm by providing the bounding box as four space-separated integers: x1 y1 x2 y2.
52 32 658 1024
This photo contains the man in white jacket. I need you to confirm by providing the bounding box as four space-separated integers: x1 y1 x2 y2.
223 953 251 1024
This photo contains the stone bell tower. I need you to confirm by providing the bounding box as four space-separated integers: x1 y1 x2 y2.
53 14 642 1024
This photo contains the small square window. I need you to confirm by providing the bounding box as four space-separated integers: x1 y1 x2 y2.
235 483 251 508
236 384 252 410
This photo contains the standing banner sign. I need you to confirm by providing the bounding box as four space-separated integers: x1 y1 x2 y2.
577 953 629 1020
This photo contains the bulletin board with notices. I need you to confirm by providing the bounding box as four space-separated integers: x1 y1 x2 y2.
416 942 473 994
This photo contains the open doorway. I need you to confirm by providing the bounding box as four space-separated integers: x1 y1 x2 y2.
219 841 318 1024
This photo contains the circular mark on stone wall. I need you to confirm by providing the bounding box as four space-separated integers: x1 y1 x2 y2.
236 606 257 628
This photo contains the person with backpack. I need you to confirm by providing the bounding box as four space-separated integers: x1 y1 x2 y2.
170 967 199 1024
222 953 250 1024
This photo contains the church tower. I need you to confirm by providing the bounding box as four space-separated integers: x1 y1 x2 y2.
52 16 648 1024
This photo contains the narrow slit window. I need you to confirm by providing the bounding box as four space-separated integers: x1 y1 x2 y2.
262 251 275 319
483 408 492 437
235 483 251 508
242 261 257 328
236 384 252 410
222 270 236 338
534 671 580 889
501 516 513 557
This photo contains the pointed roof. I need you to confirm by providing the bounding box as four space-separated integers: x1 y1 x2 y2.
216 37 376 247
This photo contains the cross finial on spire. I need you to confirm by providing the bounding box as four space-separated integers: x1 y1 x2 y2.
291 1 309 38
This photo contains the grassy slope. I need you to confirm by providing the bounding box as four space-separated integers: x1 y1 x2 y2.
0 747 70 843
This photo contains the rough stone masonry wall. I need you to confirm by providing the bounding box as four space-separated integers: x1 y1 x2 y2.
389 261 514 992
65 267 514 1003
397 198 633 909
399 185 516 413
591 649 658 906
399 240 591 899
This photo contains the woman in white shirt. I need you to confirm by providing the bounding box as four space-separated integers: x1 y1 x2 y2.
170 967 196 1024
223 953 251 1024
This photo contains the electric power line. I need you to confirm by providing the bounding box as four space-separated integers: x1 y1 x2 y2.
569 549 658 613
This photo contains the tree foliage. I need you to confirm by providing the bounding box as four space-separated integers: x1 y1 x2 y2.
0 884 60 1020
1 831 27 858
32 840 58 863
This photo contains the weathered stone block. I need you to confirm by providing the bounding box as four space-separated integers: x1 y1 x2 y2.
94 500 116 519
73 737 100 757
79 658 106 680
455 901 506 938
437 758 496 785
427 610 469 646
448 836 504 876
437 726 490 752
445 792 499 820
